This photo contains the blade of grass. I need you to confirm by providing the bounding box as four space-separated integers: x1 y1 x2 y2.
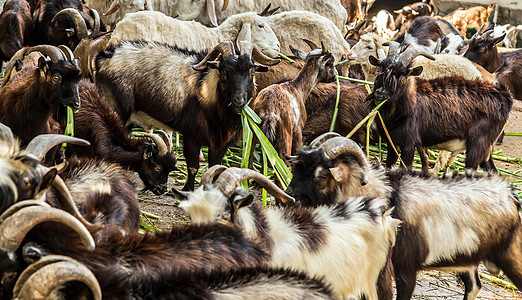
262 150 268 206
337 75 374 85
329 75 341 131
241 110 254 188
278 53 295 63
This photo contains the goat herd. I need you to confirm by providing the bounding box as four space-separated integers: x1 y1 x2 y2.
0 0 521 298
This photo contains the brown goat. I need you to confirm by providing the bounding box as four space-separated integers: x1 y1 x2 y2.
0 0 33 68
443 5 494 37
252 44 337 160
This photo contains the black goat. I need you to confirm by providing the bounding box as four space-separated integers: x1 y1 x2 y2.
0 0 33 67
367 43 512 171
95 40 279 191
0 45 81 147
463 22 522 100
67 79 177 195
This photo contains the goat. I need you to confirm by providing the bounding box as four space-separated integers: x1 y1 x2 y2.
32 0 105 50
371 9 397 40
252 43 337 160
341 0 375 25
181 165 399 300
368 44 512 171
434 18 465 54
493 24 522 48
464 22 522 100
0 0 33 68
285 134 522 300
393 16 444 54
66 79 177 195
443 5 494 37
394 0 434 31
110 10 280 58
0 45 81 147
94 41 279 191
104 0 347 34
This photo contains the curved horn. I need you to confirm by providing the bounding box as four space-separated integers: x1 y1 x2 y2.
213 167 295 203
51 8 89 40
470 23 487 40
26 45 65 63
0 123 15 146
244 41 280 66
200 165 228 186
154 130 173 153
382 41 400 58
13 255 101 300
480 29 493 40
398 48 435 65
2 48 30 86
319 137 370 185
0 202 95 252
303 39 320 50
221 0 228 11
104 0 120 15
25 134 90 160
143 133 168 156
192 41 235 71
88 9 101 34
309 132 341 148
58 45 74 60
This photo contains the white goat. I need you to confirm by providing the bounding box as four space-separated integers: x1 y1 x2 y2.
371 10 397 40
103 0 347 33
493 24 522 48
180 166 400 300
110 11 280 57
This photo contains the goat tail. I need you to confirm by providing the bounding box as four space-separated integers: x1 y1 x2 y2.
261 115 279 144
382 207 401 248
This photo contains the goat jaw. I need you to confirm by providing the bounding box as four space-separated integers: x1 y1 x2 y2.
0 201 95 252
13 255 101 300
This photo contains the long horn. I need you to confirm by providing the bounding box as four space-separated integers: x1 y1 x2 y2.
13 255 101 300
244 41 280 66
319 137 370 185
309 132 341 148
303 39 320 50
58 45 74 60
221 0 228 11
143 133 168 156
2 48 30 86
398 48 435 65
192 41 235 71
480 29 493 40
471 23 487 40
382 41 400 58
0 123 14 146
25 134 90 160
154 130 173 153
213 167 295 203
200 165 228 186
88 9 101 34
0 202 95 252
51 8 89 40
26 45 65 63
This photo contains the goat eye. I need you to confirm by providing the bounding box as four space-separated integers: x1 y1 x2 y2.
52 75 61 82
258 24 264 28
154 166 161 173
367 46 373 49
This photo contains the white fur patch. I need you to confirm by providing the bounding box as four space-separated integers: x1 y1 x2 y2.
180 187 228 224
432 139 466 152
288 95 300 126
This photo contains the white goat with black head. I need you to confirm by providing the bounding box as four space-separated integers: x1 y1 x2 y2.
285 133 522 300
181 165 400 300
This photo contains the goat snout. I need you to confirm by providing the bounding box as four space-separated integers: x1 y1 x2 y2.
374 88 389 103
151 183 167 195
231 96 248 114
64 96 81 112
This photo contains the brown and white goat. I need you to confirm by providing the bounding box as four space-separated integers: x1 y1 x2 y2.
286 135 522 300
368 44 512 171
181 166 399 300
393 16 444 54
0 0 33 68
94 41 279 191
0 45 81 147
463 22 522 100
252 43 337 160
393 0 434 31
66 79 177 195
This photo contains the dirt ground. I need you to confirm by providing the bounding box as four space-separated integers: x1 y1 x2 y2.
137 102 522 299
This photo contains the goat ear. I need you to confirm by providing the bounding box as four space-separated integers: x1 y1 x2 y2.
233 194 254 211
409 66 423 76
34 168 58 197
37 57 49 75
236 23 252 51
492 34 506 46
329 165 349 183
254 65 269 72
368 55 380 66
143 144 154 160
289 45 306 60
207 61 219 69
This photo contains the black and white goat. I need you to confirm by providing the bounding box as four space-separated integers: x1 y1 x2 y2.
368 43 512 171
393 16 444 54
94 40 279 191
286 134 522 300
181 165 399 300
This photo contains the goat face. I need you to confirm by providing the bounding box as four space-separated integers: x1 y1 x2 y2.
315 53 337 83
138 143 177 195
39 57 82 111
214 54 259 114
369 57 423 103
285 147 338 206
463 34 505 67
